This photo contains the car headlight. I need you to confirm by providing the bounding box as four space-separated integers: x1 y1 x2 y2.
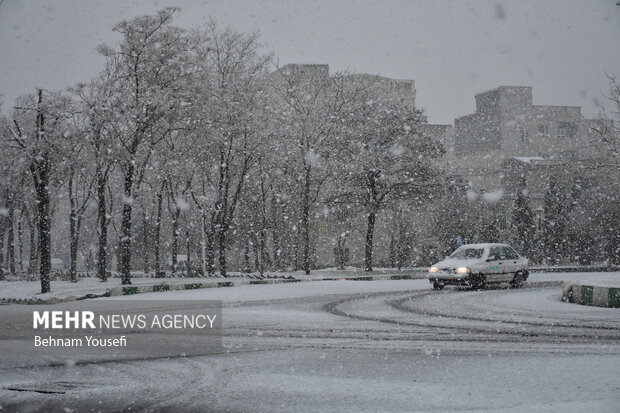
456 267 470 274
429 266 438 273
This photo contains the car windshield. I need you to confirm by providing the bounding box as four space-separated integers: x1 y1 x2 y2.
449 247 484 260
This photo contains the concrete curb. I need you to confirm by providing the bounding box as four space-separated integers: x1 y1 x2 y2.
562 282 620 308
532 265 620 273
1 274 423 305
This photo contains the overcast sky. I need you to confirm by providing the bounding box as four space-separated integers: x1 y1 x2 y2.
1 0 619 124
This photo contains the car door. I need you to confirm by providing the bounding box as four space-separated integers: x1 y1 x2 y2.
486 246 504 282
500 246 519 281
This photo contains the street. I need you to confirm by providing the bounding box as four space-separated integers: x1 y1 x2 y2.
1 274 619 412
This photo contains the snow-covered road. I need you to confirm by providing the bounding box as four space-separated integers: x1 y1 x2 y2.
1 272 619 412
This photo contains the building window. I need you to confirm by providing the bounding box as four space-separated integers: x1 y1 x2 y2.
538 124 550 136
558 122 577 138
521 129 529 143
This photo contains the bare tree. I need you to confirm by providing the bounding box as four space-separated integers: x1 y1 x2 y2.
8 90 69 292
73 73 118 282
268 65 358 274
192 23 271 276
338 94 442 271
66 151 95 282
98 8 194 284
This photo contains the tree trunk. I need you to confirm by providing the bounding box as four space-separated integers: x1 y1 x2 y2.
30 157 52 292
252 241 260 273
206 216 216 276
28 213 37 275
397 225 405 271
302 165 311 275
252 233 260 273
259 229 266 276
271 196 281 270
17 211 24 273
364 171 381 273
96 170 108 282
293 218 300 271
243 240 251 273
69 209 78 282
218 226 227 277
389 235 396 268
336 237 347 270
258 183 267 275
36 176 51 293
200 213 206 276
171 209 180 275
185 226 190 277
143 210 149 275
119 165 134 285
0 217 5 280
69 174 79 283
71 216 83 282
154 182 164 275
20 90 51 293
7 200 15 274
365 210 376 272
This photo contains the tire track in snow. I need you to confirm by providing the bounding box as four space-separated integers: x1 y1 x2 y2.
323 284 620 345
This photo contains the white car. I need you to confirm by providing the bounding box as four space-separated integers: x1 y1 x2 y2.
428 243 529 290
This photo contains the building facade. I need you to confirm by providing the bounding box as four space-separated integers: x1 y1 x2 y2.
453 86 595 192
447 86 616 260
261 72 611 267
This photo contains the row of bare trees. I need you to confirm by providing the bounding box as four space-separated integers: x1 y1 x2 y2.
0 9 444 292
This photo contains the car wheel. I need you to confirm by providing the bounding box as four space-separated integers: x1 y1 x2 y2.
432 281 444 290
510 271 525 288
470 273 486 290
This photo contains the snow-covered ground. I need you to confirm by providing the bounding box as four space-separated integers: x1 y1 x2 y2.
2 350 618 413
94 270 617 302
1 268 618 302
1 271 619 412
0 267 421 301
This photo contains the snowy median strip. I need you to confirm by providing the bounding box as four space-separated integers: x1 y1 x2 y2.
563 282 620 308
0 274 422 304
